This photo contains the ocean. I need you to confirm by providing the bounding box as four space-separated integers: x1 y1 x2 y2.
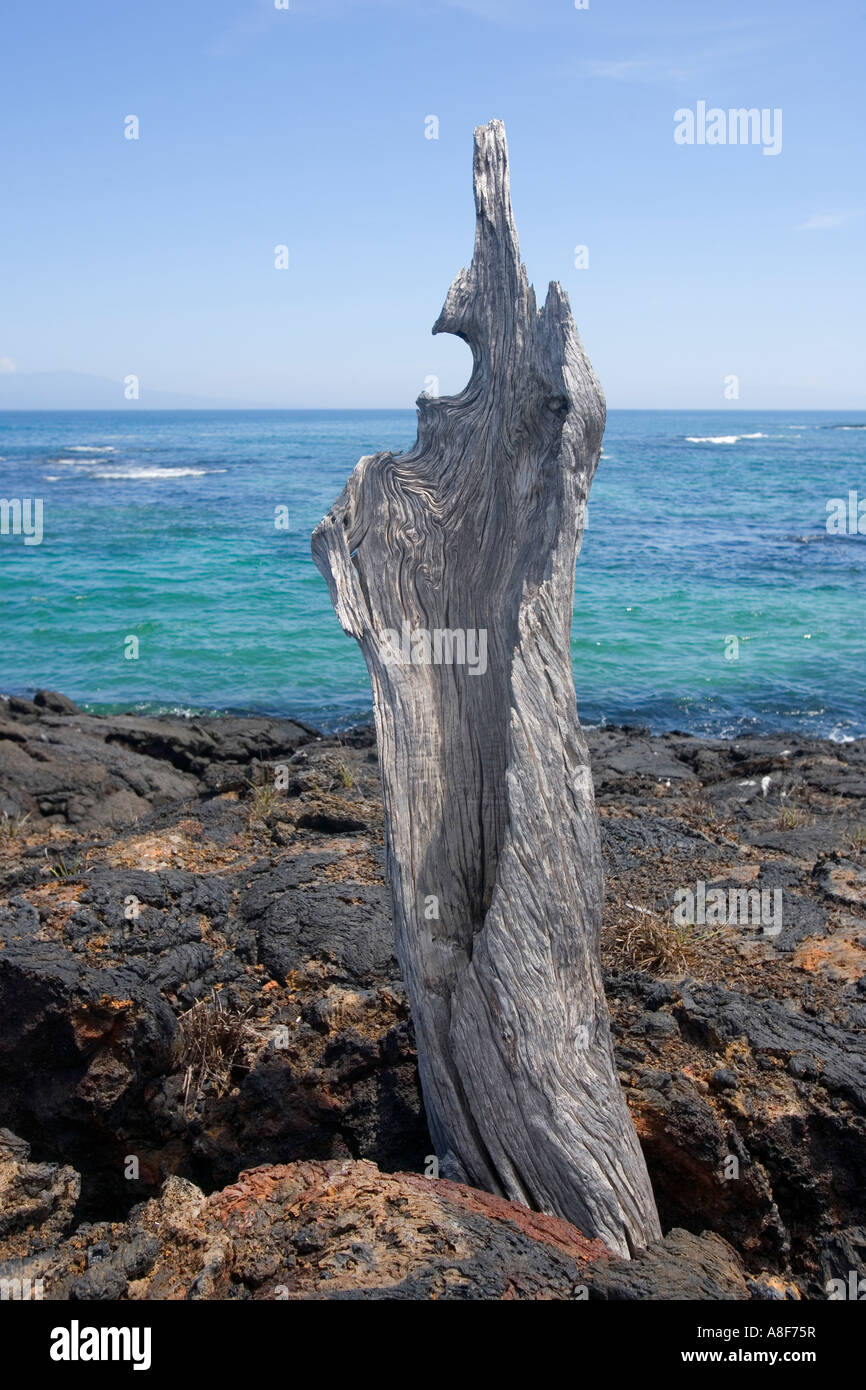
0 408 863 739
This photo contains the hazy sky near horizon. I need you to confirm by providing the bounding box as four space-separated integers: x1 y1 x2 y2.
1 0 863 409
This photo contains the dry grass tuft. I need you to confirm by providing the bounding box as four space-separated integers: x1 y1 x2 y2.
245 779 285 827
174 990 259 1113
0 811 31 845
778 803 812 830
603 900 696 976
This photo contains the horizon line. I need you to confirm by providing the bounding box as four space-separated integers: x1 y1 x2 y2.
2 405 865 415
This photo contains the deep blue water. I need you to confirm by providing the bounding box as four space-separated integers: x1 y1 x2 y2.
0 409 864 738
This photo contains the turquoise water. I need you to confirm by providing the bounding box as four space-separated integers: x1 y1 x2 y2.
0 409 864 738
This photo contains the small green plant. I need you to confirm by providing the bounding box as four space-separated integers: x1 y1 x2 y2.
46 852 84 880
334 762 355 789
850 826 866 852
778 803 811 830
246 778 282 825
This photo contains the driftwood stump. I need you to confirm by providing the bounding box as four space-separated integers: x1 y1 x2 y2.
312 120 661 1256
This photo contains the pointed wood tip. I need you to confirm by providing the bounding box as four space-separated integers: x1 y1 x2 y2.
433 119 527 349
473 118 508 169
472 119 517 247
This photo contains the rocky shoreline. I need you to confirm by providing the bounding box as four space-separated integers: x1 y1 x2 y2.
1 692 864 1299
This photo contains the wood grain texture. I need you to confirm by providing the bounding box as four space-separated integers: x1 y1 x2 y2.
312 120 661 1257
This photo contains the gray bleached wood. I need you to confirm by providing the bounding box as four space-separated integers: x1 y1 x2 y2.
312 120 661 1257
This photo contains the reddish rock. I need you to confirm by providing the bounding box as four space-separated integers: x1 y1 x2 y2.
0 1152 748 1301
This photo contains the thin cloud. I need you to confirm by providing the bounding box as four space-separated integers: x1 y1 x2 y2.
797 211 863 231
0 357 16 374
227 0 559 29
207 3 281 59
440 0 544 21
585 57 693 83
579 29 781 85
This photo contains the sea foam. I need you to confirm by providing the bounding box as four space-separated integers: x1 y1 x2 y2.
685 433 768 444
91 467 226 480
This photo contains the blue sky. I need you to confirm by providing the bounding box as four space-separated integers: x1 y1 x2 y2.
1 0 863 408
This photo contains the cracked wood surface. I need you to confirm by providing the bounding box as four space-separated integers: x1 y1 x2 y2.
312 120 661 1257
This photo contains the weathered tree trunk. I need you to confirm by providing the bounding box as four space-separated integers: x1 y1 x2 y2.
312 120 660 1257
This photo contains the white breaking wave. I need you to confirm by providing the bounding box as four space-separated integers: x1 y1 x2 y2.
91 467 226 479
66 445 117 452
685 432 768 444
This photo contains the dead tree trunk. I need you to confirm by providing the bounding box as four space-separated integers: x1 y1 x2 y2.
312 120 661 1257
